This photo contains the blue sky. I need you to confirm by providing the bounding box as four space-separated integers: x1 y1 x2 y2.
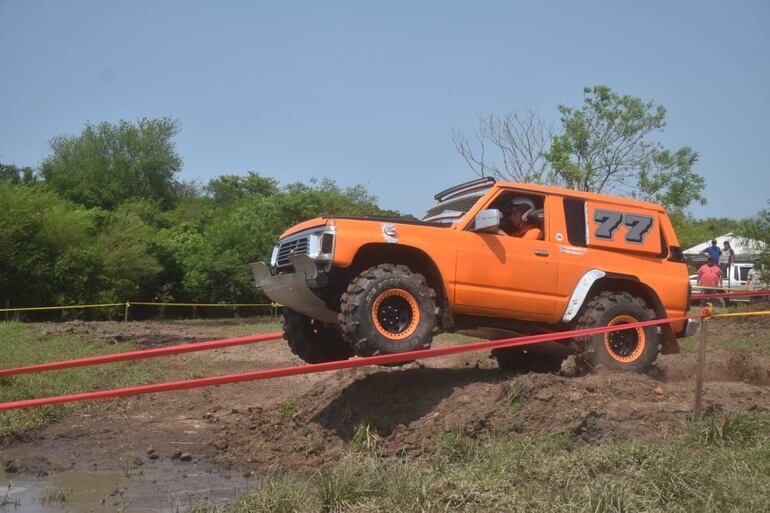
1 0 768 218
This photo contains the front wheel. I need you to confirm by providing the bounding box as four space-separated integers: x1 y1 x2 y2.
574 291 660 372
283 309 353 364
339 264 438 357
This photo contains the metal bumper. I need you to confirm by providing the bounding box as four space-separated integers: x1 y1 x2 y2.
682 318 700 337
250 255 339 324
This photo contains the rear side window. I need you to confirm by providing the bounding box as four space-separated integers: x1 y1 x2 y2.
563 198 587 246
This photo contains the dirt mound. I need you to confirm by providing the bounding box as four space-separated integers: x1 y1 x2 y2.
215 355 770 467
659 350 770 385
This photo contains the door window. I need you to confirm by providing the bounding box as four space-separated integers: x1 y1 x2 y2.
476 191 546 240
563 198 587 246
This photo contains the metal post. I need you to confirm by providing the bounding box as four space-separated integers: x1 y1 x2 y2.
693 316 709 421
124 302 130 323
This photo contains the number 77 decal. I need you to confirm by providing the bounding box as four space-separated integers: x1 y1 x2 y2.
593 209 654 244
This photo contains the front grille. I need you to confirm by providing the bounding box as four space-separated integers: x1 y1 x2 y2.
276 236 310 267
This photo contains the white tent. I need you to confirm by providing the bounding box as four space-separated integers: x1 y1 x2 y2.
683 232 766 263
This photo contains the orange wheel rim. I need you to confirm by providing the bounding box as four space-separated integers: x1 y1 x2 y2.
604 315 646 363
371 288 420 340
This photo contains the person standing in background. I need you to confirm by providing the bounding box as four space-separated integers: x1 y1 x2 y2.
701 239 722 266
719 240 735 277
747 260 763 290
697 259 724 305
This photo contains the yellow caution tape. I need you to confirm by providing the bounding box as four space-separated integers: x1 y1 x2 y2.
130 302 276 307
0 301 282 313
712 310 770 318
0 303 125 313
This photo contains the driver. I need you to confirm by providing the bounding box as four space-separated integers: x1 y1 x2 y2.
499 196 542 240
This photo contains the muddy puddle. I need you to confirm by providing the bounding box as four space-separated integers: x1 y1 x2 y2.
0 459 255 512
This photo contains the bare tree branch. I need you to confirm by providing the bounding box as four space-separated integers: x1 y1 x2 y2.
452 110 555 184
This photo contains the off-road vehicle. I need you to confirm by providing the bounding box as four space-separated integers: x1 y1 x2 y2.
252 178 698 372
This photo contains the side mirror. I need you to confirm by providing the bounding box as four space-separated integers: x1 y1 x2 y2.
472 209 502 232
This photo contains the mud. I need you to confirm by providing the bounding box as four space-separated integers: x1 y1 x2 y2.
2 315 769 511
38 320 225 347
0 459 253 513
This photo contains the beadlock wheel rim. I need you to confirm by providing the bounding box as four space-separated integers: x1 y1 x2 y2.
371 288 420 340
604 314 646 363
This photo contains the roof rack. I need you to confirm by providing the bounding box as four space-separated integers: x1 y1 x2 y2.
433 176 496 202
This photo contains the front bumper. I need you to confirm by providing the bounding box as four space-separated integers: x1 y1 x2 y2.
250 254 339 324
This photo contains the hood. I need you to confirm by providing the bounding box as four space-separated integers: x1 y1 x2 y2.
332 215 449 227
279 218 331 238
278 215 449 239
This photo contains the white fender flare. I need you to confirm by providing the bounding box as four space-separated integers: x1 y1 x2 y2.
561 269 606 322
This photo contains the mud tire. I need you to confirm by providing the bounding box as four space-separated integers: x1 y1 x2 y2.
574 291 659 373
492 348 565 373
339 264 438 357
283 308 353 364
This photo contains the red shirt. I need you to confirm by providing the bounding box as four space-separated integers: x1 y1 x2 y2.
697 264 723 287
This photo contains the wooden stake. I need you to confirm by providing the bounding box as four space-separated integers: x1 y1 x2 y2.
693 318 709 421
124 302 130 323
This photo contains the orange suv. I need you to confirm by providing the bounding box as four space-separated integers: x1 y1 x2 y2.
252 177 697 372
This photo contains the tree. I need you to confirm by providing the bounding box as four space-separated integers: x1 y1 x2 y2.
545 86 706 213
672 215 739 250
93 208 163 302
41 118 182 210
0 183 100 307
736 201 770 281
0 162 37 185
452 110 555 183
205 172 279 205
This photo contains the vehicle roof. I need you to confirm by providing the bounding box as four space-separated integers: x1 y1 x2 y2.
495 182 666 213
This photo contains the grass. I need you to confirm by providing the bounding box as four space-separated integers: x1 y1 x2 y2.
188 410 770 513
692 410 770 446
0 322 157 439
280 400 298 422
351 419 380 452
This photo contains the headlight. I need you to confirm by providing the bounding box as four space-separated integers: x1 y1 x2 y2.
321 232 334 254
270 245 280 267
307 229 335 261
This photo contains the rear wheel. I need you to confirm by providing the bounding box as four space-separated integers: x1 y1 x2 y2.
574 291 659 372
283 308 353 364
339 264 438 357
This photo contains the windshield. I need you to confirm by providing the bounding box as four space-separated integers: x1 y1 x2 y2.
422 178 495 224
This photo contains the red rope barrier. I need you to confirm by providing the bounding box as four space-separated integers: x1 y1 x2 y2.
691 290 770 300
0 316 690 411
0 332 283 377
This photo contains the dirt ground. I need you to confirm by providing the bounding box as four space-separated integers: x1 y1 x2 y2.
3 314 770 477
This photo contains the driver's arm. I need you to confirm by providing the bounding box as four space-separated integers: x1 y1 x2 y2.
520 227 542 240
